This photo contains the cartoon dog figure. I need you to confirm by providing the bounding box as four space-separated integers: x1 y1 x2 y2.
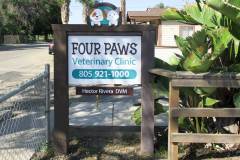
107 10 119 26
90 9 104 26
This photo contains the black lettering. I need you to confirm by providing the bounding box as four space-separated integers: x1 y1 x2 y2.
104 43 111 54
86 43 93 55
78 43 85 54
72 42 78 54
111 43 119 55
94 43 101 54
117 43 130 55
130 43 137 55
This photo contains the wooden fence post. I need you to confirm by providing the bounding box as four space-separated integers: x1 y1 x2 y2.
149 68 240 160
168 81 179 160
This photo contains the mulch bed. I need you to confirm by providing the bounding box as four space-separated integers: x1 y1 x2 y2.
32 135 156 160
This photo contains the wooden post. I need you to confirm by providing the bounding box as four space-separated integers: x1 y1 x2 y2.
52 26 69 154
168 81 179 160
140 30 155 155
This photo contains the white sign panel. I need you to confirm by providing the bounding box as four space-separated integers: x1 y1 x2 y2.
68 35 141 85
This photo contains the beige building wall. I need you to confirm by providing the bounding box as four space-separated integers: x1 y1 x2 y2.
158 21 202 47
195 25 202 32
160 21 183 47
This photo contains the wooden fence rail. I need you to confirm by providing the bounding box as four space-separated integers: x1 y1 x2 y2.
149 68 240 160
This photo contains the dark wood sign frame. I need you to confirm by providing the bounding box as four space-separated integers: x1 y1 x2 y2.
52 24 155 155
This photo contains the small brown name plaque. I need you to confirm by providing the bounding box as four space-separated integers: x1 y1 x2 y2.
76 87 133 95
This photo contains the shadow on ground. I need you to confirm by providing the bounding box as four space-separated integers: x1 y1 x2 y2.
68 135 154 160
0 44 48 51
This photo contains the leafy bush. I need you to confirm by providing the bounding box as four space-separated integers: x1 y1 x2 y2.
159 0 240 134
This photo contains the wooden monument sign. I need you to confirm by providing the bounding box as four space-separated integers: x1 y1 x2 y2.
52 24 155 155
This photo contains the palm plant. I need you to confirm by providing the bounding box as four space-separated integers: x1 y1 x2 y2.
159 0 240 138
60 0 70 24
57 0 96 24
154 1 240 156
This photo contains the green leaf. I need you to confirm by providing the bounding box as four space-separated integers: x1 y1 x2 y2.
207 0 240 25
154 102 165 115
194 87 216 96
178 116 186 128
201 87 216 95
181 88 196 96
179 29 214 73
152 82 159 99
160 8 186 21
195 0 202 10
186 29 208 57
175 28 231 73
160 8 198 24
175 36 191 57
207 27 232 58
168 54 181 66
162 4 221 27
132 103 166 125
185 4 221 28
131 106 141 125
233 92 240 108
183 53 213 73
178 117 196 132
230 22 240 40
198 100 204 107
204 97 220 107
233 37 240 57
229 63 240 72
154 58 177 71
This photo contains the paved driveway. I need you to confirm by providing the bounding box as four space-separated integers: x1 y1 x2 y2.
0 44 53 95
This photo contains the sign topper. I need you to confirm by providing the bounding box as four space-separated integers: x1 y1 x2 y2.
87 2 121 26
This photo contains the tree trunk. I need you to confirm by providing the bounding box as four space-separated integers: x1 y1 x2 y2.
82 3 87 24
61 0 70 24
121 0 126 24
44 33 48 41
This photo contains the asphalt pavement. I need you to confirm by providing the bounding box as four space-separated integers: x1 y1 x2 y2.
0 44 53 95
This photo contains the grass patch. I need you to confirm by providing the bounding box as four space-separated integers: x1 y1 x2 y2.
155 129 168 159
31 143 54 160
